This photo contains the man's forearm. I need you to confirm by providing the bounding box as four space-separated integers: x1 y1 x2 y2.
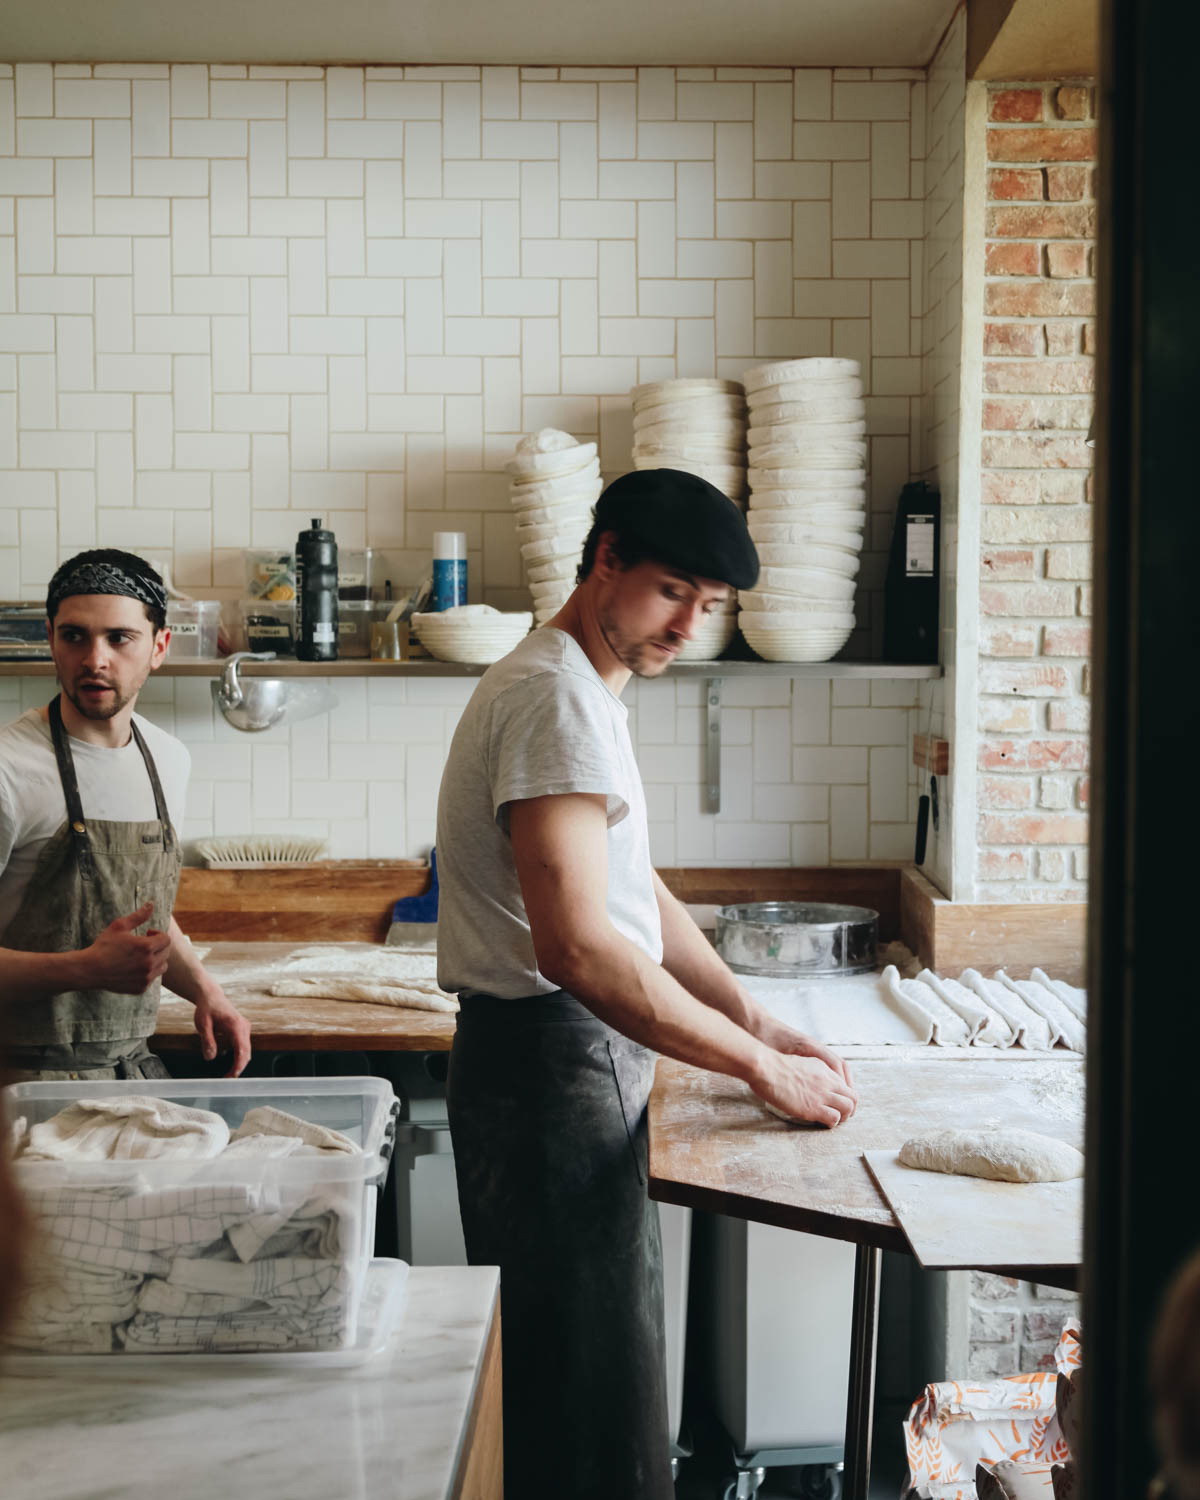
0 947 87 1001
651 872 774 1037
546 925 773 1091
163 918 216 1005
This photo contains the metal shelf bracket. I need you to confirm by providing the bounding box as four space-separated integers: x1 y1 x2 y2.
705 676 722 814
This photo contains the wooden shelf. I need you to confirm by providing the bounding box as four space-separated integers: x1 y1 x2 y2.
0 657 942 680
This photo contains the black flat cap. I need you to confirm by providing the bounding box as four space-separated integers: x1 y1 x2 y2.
594 468 760 590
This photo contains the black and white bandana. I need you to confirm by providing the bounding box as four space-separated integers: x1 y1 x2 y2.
47 561 168 618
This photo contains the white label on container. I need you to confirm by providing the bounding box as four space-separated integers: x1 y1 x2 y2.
171 623 199 635
250 625 290 639
312 622 336 643
906 515 935 577
338 572 364 587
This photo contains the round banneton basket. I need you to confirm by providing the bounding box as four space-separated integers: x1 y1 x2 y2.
411 608 532 665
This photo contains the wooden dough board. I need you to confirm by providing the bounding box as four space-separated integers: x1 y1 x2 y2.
864 1149 1083 1269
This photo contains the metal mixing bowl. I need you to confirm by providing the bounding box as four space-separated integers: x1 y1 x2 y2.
714 901 878 978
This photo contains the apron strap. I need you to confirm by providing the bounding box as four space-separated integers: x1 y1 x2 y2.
48 695 97 882
129 718 175 852
48 696 175 880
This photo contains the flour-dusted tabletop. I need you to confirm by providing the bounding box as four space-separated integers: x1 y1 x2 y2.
0 1266 500 1500
647 1052 1084 1280
153 942 457 1053
647 1054 1084 1500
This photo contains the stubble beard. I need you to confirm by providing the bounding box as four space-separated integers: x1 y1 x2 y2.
64 678 138 721
597 606 674 679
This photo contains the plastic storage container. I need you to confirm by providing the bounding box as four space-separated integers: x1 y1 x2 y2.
243 550 297 602
165 601 221 659
240 599 297 656
2 1077 399 1359
338 548 378 601
338 600 392 658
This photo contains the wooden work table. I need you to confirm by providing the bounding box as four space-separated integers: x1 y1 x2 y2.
153 941 456 1053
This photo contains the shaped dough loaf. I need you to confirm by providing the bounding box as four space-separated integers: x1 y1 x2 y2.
898 1128 1083 1183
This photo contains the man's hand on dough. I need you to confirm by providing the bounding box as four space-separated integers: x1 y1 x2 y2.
750 1050 858 1129
752 1015 854 1089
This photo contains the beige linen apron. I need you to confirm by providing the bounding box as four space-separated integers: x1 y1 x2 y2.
0 695 182 1080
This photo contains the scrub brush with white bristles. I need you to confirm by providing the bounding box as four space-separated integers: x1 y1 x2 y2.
195 835 328 869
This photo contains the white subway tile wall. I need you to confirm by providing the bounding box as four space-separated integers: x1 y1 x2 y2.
1 59 933 863
1 669 921 862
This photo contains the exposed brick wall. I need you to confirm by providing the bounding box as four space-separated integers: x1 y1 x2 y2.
977 83 1095 901
969 1271 1079 1379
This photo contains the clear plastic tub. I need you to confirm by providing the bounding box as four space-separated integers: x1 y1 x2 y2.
240 599 297 656
2 1077 399 1359
338 548 378 601
165 601 222 659
338 600 392 657
243 549 297 603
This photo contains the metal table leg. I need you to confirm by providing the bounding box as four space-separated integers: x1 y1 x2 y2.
842 1244 882 1500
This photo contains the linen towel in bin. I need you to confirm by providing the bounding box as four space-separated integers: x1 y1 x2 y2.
3 1078 396 1356
904 1322 1081 1500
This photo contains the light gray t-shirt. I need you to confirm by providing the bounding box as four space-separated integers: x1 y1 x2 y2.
435 628 663 999
0 708 190 936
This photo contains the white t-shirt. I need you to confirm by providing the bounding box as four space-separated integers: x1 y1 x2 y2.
0 708 191 936
435 627 663 999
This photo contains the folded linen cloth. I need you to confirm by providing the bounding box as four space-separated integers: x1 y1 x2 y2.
139 1255 351 1317
22 1096 229 1163
1031 967 1087 1024
19 1178 280 1275
229 1105 359 1156
960 969 1055 1050
995 971 1087 1053
119 1305 349 1353
3 1261 141 1352
918 969 1015 1047
880 967 972 1046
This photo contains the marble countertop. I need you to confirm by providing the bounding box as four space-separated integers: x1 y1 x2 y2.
0 1265 499 1500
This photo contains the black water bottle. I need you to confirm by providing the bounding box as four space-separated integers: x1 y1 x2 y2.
882 481 940 664
295 518 338 662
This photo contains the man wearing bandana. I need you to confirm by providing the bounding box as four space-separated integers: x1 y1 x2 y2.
0 548 251 1081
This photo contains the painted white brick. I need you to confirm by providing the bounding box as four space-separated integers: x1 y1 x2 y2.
677 83 753 121
521 83 596 120
598 82 636 159
637 69 675 122
599 160 674 199
481 67 519 121
794 69 832 121
522 239 597 278
790 823 831 865
561 199 636 239
483 277 558 316
637 121 714 160
594 239 635 318
483 121 558 159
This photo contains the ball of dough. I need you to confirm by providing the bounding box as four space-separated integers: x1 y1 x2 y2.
898 1128 1084 1183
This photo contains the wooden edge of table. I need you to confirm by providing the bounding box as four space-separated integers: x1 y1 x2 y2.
450 1285 503 1500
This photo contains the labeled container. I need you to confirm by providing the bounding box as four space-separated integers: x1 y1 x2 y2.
431 531 468 612
295 518 338 663
165 601 222 659
2 1077 399 1359
243 550 297 603
338 600 394 658
338 548 378 602
0 602 52 660
240 600 297 656
883 479 940 664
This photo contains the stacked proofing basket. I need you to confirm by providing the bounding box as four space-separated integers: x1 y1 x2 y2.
631 378 744 661
739 358 867 663
507 429 603 627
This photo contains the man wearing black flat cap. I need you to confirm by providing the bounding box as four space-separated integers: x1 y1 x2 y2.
0 548 251 1080
436 468 856 1499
